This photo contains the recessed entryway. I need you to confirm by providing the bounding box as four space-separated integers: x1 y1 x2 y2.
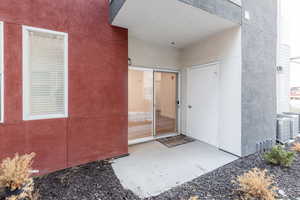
125 12 242 155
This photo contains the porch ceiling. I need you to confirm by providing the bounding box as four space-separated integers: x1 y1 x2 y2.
112 0 239 48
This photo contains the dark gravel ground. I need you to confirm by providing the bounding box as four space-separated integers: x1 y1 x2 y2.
35 143 300 200
146 153 300 200
34 161 139 200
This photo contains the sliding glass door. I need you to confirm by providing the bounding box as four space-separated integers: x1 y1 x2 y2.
154 72 178 136
128 68 154 141
128 67 179 142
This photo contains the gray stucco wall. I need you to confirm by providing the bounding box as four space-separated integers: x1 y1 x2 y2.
110 0 242 25
241 0 277 156
178 0 242 24
109 0 126 24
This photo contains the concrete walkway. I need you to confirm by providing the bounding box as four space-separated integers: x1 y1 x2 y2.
112 140 237 198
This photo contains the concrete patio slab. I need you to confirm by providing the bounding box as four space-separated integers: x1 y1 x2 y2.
112 140 237 198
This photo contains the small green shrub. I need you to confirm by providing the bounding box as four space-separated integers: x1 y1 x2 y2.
263 145 295 167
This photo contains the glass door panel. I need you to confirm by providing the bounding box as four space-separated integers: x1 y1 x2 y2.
154 72 178 136
128 68 154 141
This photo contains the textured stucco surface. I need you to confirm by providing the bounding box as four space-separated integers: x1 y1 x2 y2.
241 0 277 156
0 0 128 174
110 0 242 25
177 0 242 24
109 0 126 24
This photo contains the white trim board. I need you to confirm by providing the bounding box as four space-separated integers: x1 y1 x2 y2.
22 26 68 121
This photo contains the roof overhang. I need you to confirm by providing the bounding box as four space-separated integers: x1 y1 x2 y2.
110 0 241 48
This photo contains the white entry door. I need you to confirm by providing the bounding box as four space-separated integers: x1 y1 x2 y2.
188 64 219 147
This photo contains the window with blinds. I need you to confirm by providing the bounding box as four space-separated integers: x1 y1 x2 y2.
23 26 68 120
0 22 3 122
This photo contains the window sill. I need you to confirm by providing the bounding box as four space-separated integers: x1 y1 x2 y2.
23 114 68 121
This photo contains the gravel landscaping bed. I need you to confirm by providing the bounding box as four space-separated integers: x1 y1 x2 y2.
34 161 139 200
147 141 300 200
35 143 300 200
147 153 300 200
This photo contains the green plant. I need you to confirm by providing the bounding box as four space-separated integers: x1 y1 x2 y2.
263 145 295 167
233 168 278 200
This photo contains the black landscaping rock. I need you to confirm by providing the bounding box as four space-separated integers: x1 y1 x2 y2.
147 144 300 200
34 161 139 200
34 143 300 200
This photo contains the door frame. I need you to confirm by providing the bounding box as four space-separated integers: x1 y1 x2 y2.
128 66 181 145
186 62 220 147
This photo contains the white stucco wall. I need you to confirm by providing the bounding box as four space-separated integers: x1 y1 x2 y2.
180 27 242 156
128 36 181 69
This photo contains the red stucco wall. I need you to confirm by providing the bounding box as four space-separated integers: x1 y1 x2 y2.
0 0 128 174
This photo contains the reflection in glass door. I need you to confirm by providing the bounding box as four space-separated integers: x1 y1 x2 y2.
128 68 153 141
128 68 179 142
154 72 178 136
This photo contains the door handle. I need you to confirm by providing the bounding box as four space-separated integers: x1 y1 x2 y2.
188 105 192 109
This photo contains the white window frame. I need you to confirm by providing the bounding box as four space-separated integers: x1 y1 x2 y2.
22 26 68 121
0 22 4 123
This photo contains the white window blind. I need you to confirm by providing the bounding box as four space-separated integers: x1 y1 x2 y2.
0 22 3 122
23 27 68 120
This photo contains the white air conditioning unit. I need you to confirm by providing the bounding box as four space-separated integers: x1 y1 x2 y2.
276 117 291 144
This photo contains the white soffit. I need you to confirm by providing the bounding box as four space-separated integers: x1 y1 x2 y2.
112 0 238 48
